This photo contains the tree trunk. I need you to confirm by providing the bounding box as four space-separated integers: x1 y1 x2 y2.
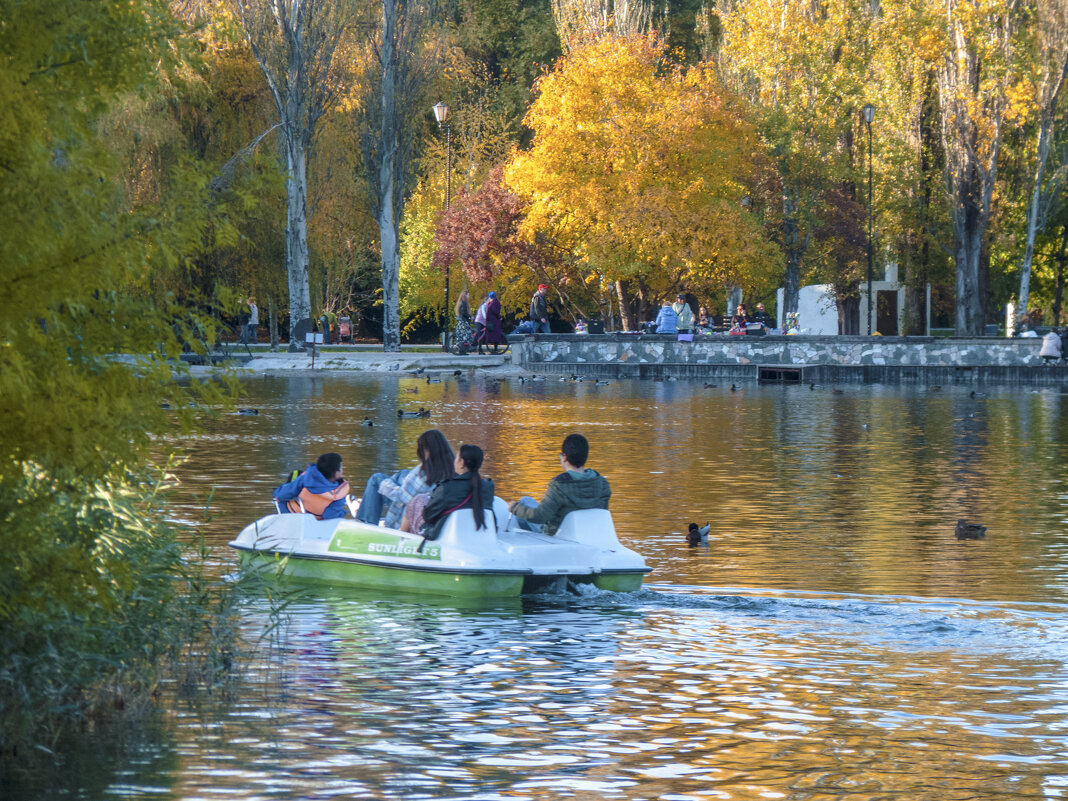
377 0 401 352
1055 224 1068 326
615 279 635 331
902 232 925 335
781 188 802 316
951 185 985 335
1018 13 1068 316
269 295 278 351
838 296 859 335
938 0 1018 336
1019 114 1060 316
285 139 313 345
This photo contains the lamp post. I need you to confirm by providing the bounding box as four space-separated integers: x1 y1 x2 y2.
433 101 452 351
862 103 876 336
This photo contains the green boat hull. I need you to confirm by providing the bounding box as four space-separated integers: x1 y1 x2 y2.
239 550 646 598
240 550 527 598
591 572 645 593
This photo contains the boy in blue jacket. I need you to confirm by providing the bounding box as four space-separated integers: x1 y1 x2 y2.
273 453 350 519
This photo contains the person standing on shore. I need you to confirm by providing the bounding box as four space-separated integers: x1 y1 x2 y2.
672 294 694 333
530 284 550 333
246 298 258 344
454 289 474 352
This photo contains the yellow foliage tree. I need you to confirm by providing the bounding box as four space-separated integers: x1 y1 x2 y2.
505 33 778 327
717 0 874 321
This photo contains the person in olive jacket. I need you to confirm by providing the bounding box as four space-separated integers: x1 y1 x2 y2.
508 433 611 535
421 444 495 540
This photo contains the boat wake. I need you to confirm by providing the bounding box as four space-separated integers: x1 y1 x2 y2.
525 582 1068 662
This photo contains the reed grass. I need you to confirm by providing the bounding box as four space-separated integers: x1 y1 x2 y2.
0 459 283 754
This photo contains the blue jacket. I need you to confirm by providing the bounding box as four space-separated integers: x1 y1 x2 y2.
655 305 678 334
273 464 349 520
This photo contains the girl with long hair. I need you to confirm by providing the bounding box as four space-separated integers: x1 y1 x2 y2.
420 444 495 540
453 288 474 353
355 429 455 528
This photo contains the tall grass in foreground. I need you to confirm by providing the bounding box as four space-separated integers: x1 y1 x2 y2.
0 461 281 752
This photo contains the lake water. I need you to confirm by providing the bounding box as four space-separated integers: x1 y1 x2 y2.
10 374 1068 799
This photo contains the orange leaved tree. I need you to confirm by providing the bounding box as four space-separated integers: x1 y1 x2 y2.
505 33 779 328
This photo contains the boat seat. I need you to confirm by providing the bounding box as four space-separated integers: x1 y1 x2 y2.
437 507 500 546
492 496 513 531
554 509 623 549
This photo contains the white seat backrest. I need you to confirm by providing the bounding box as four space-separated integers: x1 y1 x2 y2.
553 509 622 548
436 507 499 547
492 496 513 531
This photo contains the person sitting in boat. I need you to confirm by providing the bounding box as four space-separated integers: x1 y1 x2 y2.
354 429 454 528
418 444 496 540
273 452 350 520
507 433 611 535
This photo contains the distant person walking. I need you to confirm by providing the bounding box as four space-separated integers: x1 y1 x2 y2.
246 298 258 344
479 292 503 354
473 295 488 348
454 289 474 353
530 284 550 333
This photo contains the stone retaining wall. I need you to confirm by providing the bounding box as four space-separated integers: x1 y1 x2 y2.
508 334 1068 385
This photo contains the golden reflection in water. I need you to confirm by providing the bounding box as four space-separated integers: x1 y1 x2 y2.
147 591 1067 801
174 376 1068 605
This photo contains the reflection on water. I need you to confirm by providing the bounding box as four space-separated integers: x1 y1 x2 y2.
176 375 1068 604
8 376 1068 800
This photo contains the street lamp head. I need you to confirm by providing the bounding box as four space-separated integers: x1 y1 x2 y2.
432 102 449 126
862 103 876 125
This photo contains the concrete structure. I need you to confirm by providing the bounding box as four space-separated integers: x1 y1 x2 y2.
775 264 931 336
509 333 1066 386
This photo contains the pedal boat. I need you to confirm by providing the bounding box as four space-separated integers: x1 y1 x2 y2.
228 497 650 598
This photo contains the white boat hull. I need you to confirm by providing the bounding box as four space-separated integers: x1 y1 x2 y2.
228 498 650 598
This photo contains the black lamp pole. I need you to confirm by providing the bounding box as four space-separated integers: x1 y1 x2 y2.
863 103 876 336
433 102 451 352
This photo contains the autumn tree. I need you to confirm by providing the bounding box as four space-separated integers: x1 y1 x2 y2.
1017 0 1068 317
1 0 247 741
861 4 954 334
237 0 352 345
717 0 873 320
357 0 439 351
932 0 1028 334
506 34 777 328
551 0 653 46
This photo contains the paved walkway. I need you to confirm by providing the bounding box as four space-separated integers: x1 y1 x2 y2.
236 346 515 375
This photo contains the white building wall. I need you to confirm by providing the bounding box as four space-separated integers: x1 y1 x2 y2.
776 285 839 334
776 263 930 335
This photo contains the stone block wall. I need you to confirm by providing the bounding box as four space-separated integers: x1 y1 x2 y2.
508 334 1062 385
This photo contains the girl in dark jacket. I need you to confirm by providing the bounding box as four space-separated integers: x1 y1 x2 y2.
421 444 495 540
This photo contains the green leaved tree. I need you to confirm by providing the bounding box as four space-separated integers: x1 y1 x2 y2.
0 0 247 745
